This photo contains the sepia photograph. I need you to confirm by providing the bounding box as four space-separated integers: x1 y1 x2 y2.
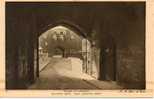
1 0 154 97
5 2 145 90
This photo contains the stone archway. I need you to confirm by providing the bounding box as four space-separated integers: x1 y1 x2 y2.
36 20 117 82
38 20 87 38
53 46 65 58
36 20 90 77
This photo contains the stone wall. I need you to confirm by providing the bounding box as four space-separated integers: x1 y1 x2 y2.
116 47 145 89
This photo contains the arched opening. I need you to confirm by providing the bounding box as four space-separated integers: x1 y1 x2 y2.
38 20 87 38
35 23 94 88
30 20 118 89
53 46 65 58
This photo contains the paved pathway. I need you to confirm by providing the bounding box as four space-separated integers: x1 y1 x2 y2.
29 57 123 89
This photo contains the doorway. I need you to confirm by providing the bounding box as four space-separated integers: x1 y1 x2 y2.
37 24 92 78
53 46 65 58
